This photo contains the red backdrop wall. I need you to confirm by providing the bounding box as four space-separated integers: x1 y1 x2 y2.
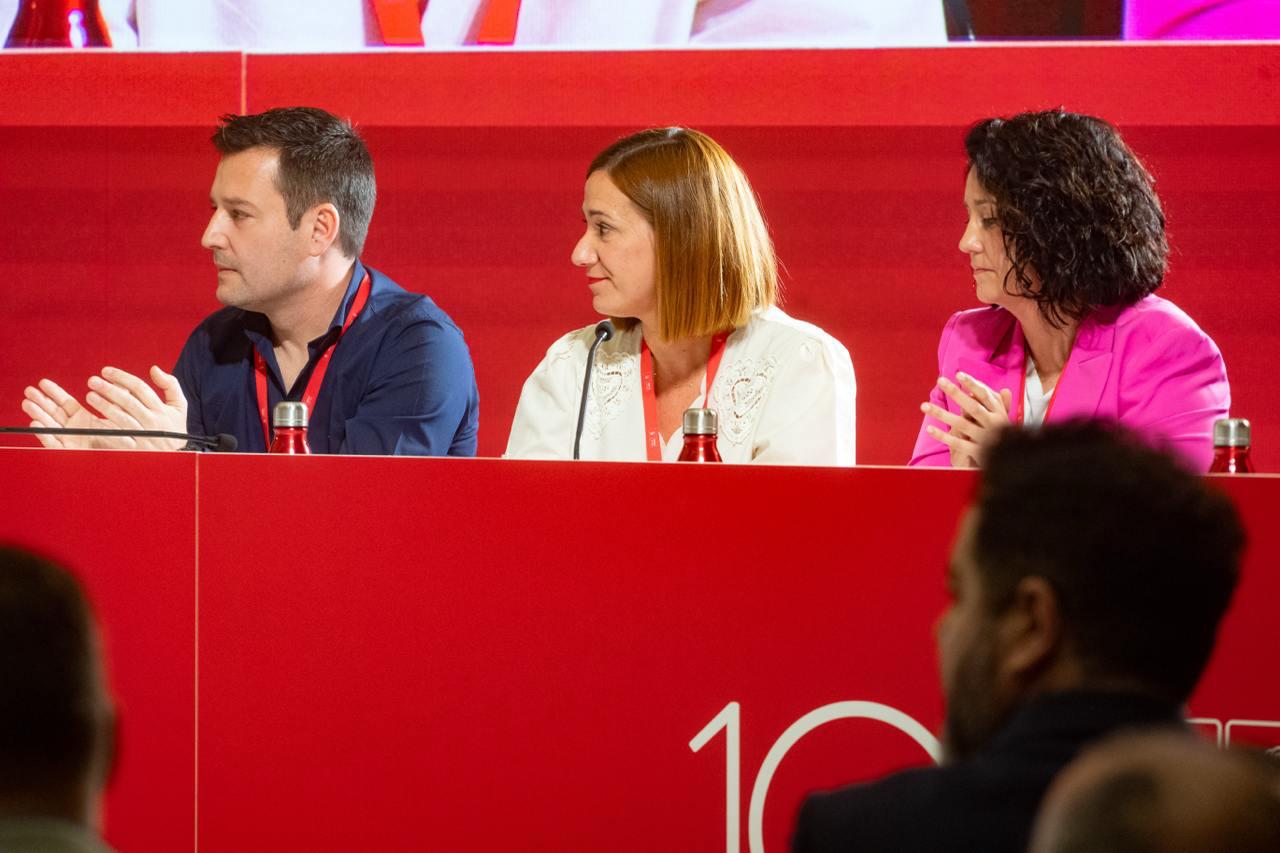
1 47 1278 466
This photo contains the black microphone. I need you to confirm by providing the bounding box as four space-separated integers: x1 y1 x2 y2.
573 320 615 460
0 426 238 452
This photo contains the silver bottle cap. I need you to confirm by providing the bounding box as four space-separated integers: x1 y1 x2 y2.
273 401 309 429
683 407 718 436
1213 418 1251 448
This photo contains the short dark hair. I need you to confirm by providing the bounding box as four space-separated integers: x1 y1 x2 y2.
965 110 1168 327
973 422 1243 702
212 106 376 257
0 545 112 796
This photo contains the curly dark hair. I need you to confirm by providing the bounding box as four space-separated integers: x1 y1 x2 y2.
965 111 1168 327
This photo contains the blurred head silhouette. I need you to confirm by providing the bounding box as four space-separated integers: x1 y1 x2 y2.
0 545 115 832
1030 731 1280 852
937 422 1243 761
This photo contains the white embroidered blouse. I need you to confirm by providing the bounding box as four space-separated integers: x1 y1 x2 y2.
504 307 857 465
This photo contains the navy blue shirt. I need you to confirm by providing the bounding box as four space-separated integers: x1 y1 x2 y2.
174 260 479 455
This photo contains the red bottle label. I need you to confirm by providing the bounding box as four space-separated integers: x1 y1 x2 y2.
1210 446 1254 474
678 434 722 463
269 428 311 455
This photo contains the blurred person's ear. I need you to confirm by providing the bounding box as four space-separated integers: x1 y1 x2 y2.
995 576 1066 690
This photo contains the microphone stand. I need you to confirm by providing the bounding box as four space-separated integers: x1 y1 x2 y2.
0 427 238 452
573 320 616 460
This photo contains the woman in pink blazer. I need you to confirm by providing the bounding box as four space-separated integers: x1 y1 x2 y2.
910 111 1229 471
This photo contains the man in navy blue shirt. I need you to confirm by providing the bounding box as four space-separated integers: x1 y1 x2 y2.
22 106 478 455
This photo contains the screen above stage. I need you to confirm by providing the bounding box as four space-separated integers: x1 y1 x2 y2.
2 1 1277 51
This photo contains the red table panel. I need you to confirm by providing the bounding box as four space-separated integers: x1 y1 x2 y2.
193 458 966 851
0 448 196 853
0 449 1276 852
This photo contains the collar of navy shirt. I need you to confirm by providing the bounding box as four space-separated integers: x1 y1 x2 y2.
242 258 368 399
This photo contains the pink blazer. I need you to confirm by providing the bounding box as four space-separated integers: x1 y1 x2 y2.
909 296 1230 471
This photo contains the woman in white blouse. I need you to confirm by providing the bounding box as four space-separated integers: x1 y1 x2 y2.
505 127 856 465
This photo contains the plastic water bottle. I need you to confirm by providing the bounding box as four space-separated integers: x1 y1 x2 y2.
678 408 722 463
269 402 311 455
1209 418 1254 474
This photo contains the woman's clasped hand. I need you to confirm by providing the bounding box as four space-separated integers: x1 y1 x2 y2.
922 372 1013 469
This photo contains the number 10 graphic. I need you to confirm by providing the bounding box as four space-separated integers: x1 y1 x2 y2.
690 701 942 853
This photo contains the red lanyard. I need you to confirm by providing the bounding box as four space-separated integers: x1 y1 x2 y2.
1016 353 1069 426
639 331 730 462
254 272 372 448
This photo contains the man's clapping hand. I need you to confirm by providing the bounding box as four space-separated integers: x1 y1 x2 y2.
22 366 189 451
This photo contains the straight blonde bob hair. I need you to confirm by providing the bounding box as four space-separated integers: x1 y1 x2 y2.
588 128 778 340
